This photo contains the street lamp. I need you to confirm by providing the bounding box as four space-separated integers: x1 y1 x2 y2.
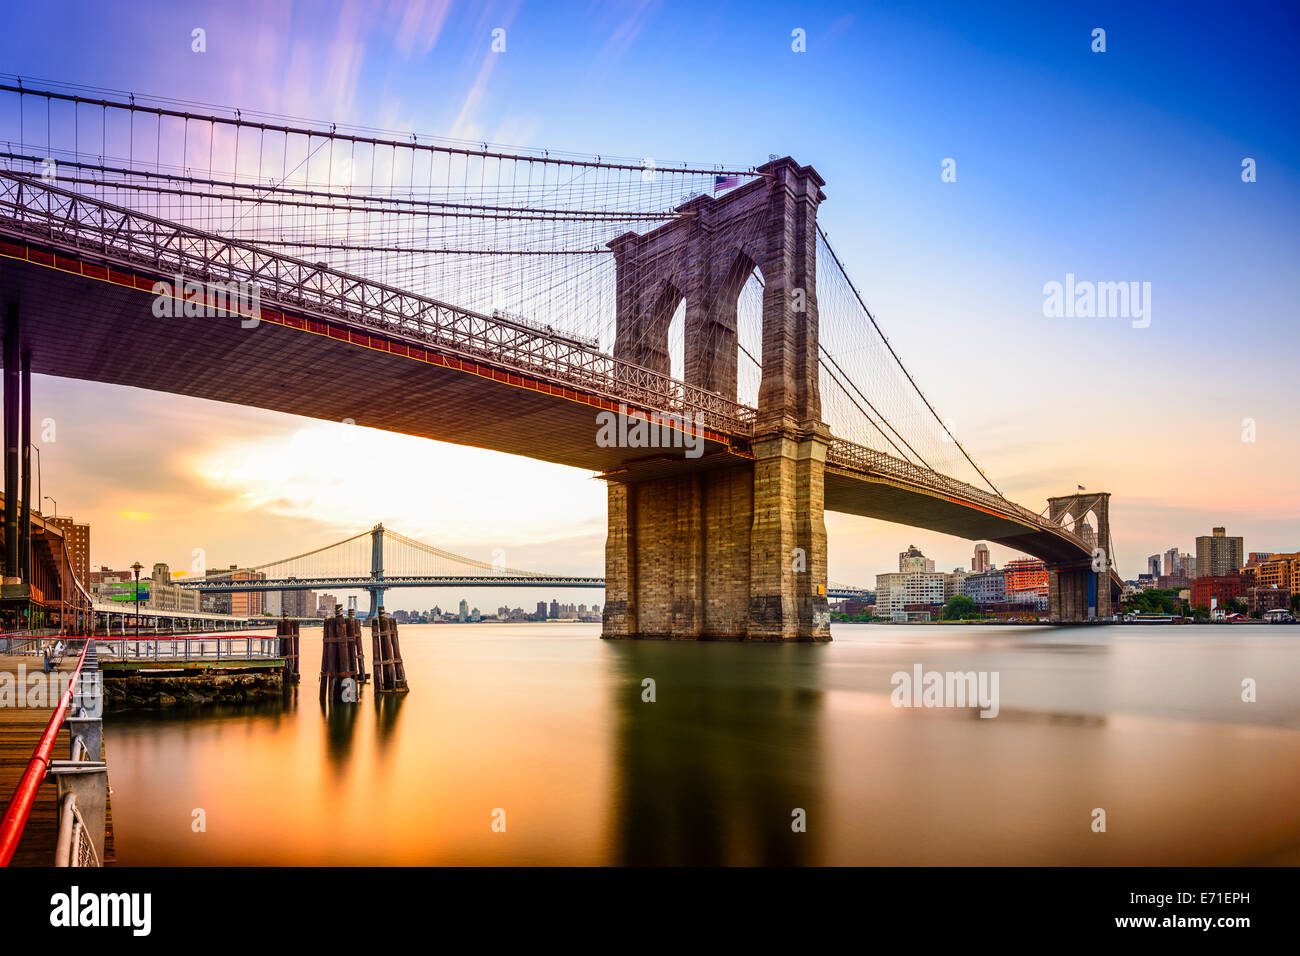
131 561 143 646
43 496 56 519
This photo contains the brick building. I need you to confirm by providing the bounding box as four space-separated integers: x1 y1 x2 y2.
1247 586 1291 614
1190 574 1248 611
1253 551 1300 593
47 515 90 585
1004 557 1048 607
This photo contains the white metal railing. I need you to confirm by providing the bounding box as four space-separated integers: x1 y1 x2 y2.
54 792 99 868
95 635 281 662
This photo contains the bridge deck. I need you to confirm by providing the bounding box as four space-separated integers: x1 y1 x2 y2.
0 241 741 473
825 470 1083 565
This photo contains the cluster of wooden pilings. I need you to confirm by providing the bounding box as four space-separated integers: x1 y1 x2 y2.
320 606 367 701
370 608 409 693
276 618 301 684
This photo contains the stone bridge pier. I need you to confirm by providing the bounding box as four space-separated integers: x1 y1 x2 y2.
601 158 831 641
1045 492 1115 622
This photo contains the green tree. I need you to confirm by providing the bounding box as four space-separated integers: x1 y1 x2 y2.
942 594 978 620
1122 588 1182 615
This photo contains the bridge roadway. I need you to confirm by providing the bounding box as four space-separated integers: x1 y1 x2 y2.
188 575 877 601
0 173 1117 597
180 574 607 593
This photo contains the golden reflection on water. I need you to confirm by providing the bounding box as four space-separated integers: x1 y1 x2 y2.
103 623 1300 865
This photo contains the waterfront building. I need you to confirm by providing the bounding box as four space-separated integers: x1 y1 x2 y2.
962 569 1007 604
1004 557 1048 608
206 564 264 616
1195 527 1244 578
1190 574 1248 611
899 545 935 573
1247 586 1291 615
87 565 133 585
458 599 469 622
874 570 944 619
147 562 200 613
317 593 339 616
281 588 315 618
47 515 90 585
1252 551 1300 592
943 569 968 601
92 568 145 604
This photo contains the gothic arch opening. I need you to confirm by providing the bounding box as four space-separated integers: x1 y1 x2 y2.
736 267 764 408
642 280 683 377
667 298 685 382
708 247 763 407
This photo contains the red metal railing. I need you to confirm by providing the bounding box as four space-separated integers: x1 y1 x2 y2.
0 640 91 866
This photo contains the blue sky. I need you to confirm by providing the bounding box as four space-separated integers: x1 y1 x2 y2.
3 0 1298 597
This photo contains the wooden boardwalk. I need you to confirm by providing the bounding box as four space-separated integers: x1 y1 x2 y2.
0 652 114 866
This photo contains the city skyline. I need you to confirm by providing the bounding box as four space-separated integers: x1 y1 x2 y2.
38 374 1300 595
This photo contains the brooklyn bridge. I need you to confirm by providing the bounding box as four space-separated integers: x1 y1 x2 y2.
0 78 1119 639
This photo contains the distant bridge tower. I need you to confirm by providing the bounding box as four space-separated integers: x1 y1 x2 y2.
1045 492 1115 621
367 523 387 619
602 157 830 641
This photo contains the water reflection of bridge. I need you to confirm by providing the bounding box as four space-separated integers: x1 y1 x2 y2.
608 642 825 865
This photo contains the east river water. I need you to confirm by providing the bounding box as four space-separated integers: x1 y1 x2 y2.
103 623 1300 865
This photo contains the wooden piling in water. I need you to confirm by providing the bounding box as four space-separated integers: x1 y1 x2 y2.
276 617 300 684
351 611 368 682
371 614 384 690
369 608 409 693
388 616 407 692
345 610 365 683
320 605 360 701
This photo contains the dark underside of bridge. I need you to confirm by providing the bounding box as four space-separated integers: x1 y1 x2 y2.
0 250 739 473
824 470 1086 565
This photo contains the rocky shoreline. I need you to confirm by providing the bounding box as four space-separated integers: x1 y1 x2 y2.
104 671 284 711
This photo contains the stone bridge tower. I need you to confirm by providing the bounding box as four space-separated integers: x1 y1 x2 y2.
1045 491 1115 621
601 157 831 641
